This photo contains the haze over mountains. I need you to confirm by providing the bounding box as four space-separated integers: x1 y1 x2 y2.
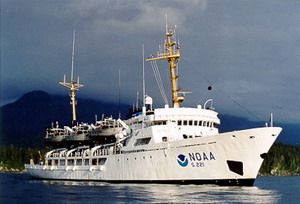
0 91 299 148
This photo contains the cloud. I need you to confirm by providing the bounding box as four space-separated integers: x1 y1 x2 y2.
2 0 300 124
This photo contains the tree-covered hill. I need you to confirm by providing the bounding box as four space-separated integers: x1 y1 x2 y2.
260 143 300 176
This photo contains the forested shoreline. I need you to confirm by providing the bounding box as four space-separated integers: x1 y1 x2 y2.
259 142 300 176
0 145 45 172
0 143 299 175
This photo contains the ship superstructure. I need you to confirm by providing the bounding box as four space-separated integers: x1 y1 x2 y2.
26 25 281 186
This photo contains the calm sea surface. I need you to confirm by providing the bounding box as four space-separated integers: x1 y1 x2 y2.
0 173 299 204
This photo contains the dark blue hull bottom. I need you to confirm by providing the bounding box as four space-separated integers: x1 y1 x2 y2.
105 179 255 186
31 177 255 186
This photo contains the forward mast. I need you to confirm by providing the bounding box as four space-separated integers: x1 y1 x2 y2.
59 30 84 127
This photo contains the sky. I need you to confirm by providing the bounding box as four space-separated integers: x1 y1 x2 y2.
2 0 300 124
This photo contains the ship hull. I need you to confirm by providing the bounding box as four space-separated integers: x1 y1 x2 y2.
26 127 281 186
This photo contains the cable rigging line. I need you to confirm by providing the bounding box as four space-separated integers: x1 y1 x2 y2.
180 58 264 122
150 60 169 105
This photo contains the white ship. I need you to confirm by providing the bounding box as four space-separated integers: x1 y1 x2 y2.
26 25 282 186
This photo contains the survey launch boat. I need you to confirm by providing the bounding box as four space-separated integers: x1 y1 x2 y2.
26 25 282 186
45 31 120 148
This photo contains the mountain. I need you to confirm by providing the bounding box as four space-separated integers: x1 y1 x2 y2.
0 91 299 148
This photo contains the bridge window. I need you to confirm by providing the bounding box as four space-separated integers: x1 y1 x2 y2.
154 120 167 125
178 120 182 126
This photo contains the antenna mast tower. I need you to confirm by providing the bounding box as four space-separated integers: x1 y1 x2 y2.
146 25 184 108
59 30 84 126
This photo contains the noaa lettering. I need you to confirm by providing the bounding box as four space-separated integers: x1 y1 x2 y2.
210 152 215 160
189 152 215 161
177 152 216 168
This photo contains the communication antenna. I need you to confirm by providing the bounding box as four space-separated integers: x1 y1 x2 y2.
59 30 84 127
142 44 145 109
118 69 121 119
270 113 274 127
71 30 75 81
165 14 168 34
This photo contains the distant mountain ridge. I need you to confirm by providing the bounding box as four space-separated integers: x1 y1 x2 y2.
0 91 299 148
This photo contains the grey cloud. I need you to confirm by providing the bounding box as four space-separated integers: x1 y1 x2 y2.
1 0 300 123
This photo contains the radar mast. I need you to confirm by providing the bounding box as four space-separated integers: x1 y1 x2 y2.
59 30 84 126
146 25 185 108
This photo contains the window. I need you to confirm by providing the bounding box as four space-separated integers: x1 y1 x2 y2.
98 158 107 165
84 159 89 166
76 159 82 166
60 160 65 166
134 138 151 146
194 121 198 126
183 120 188 126
67 159 74 166
154 120 167 125
178 120 182 126
162 137 168 142
189 120 193 126
199 121 202 126
183 134 188 139
92 159 97 165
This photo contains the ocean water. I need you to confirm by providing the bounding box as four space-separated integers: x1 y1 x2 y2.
0 173 299 204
